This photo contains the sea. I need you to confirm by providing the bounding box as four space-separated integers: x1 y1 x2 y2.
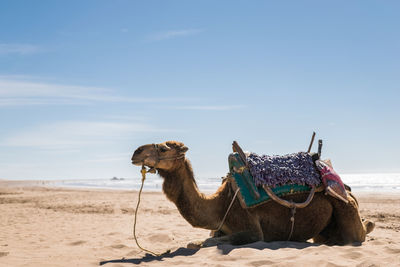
53 173 400 193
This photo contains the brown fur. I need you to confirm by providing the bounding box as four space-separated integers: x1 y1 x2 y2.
132 141 374 247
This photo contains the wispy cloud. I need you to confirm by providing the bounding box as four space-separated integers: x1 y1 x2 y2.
173 105 245 111
86 153 130 163
147 29 203 41
1 121 170 149
0 43 40 55
0 77 244 111
0 77 186 106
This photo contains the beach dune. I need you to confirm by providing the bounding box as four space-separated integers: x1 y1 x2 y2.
0 180 399 266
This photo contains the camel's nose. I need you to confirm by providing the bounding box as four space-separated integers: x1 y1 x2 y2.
134 147 144 155
131 147 144 164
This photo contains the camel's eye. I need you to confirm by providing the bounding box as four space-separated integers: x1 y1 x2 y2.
159 146 169 153
135 147 143 154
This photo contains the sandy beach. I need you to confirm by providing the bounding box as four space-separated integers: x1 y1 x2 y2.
0 180 399 267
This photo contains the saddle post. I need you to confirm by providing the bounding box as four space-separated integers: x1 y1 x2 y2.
232 141 260 200
318 139 323 158
307 132 316 153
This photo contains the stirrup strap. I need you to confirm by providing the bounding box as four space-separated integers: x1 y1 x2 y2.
263 185 316 209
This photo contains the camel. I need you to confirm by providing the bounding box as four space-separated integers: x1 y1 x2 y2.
131 141 374 247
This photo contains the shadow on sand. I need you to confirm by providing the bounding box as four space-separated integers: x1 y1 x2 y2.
99 247 200 265
216 240 320 255
99 241 325 265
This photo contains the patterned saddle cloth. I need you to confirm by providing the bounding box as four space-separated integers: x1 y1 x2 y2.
229 152 322 208
247 152 321 188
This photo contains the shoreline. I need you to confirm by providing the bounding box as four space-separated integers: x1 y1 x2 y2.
1 178 399 194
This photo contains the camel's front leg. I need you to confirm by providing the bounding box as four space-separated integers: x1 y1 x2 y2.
187 231 262 249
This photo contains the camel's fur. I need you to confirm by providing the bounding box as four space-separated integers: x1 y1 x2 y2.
131 141 374 247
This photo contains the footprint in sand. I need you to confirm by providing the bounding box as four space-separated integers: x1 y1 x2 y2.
0 252 9 257
250 260 275 266
147 233 172 242
110 244 127 249
341 250 363 259
107 232 119 236
68 240 87 246
383 246 400 254
370 239 384 245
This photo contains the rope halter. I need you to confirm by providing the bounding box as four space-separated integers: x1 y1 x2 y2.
141 143 186 174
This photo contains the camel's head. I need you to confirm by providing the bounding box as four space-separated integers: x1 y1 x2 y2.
131 141 188 171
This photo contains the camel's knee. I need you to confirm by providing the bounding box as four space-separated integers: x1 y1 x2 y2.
313 234 328 244
189 231 262 248
209 229 225 238
188 235 232 248
187 240 203 249
229 231 262 245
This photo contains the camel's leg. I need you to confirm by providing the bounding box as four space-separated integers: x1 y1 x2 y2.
209 230 225 238
187 230 263 249
315 193 374 245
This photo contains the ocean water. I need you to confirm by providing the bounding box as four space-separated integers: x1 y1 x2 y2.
54 173 400 193
341 173 400 192
54 176 221 192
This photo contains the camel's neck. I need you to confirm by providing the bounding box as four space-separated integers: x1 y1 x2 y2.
158 159 229 230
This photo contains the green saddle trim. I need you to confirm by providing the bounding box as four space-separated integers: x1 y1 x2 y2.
229 153 313 208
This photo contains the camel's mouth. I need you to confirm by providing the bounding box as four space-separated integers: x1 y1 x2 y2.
131 160 143 166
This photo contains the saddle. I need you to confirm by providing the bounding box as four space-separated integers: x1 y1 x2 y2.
229 141 347 209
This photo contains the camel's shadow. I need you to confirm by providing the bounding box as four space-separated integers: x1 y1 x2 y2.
99 247 199 265
217 240 319 255
99 241 321 265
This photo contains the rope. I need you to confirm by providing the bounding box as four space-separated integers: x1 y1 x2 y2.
262 185 315 241
215 187 240 232
132 165 170 257
132 144 185 256
133 142 238 251
287 205 296 241
263 185 316 209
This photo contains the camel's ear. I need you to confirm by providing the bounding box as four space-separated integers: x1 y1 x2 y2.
180 146 188 153
166 141 188 153
159 143 171 152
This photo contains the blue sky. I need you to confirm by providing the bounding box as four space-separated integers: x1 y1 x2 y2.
0 1 399 180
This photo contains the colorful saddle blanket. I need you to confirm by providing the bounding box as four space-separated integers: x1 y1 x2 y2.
229 153 321 208
247 152 321 188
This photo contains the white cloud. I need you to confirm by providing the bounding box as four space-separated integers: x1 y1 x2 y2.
173 105 245 111
0 43 40 55
0 77 244 111
1 121 169 149
0 77 108 98
147 29 203 41
0 97 87 106
86 153 130 163
0 77 186 106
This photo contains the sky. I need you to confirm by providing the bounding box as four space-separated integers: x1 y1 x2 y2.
0 1 399 180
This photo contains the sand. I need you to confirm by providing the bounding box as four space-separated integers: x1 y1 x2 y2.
0 180 399 267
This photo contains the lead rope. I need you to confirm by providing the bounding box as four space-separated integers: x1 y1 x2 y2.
132 165 170 257
133 159 238 252
214 187 240 232
287 204 296 241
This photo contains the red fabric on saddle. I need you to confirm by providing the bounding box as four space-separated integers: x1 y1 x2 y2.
315 160 349 203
